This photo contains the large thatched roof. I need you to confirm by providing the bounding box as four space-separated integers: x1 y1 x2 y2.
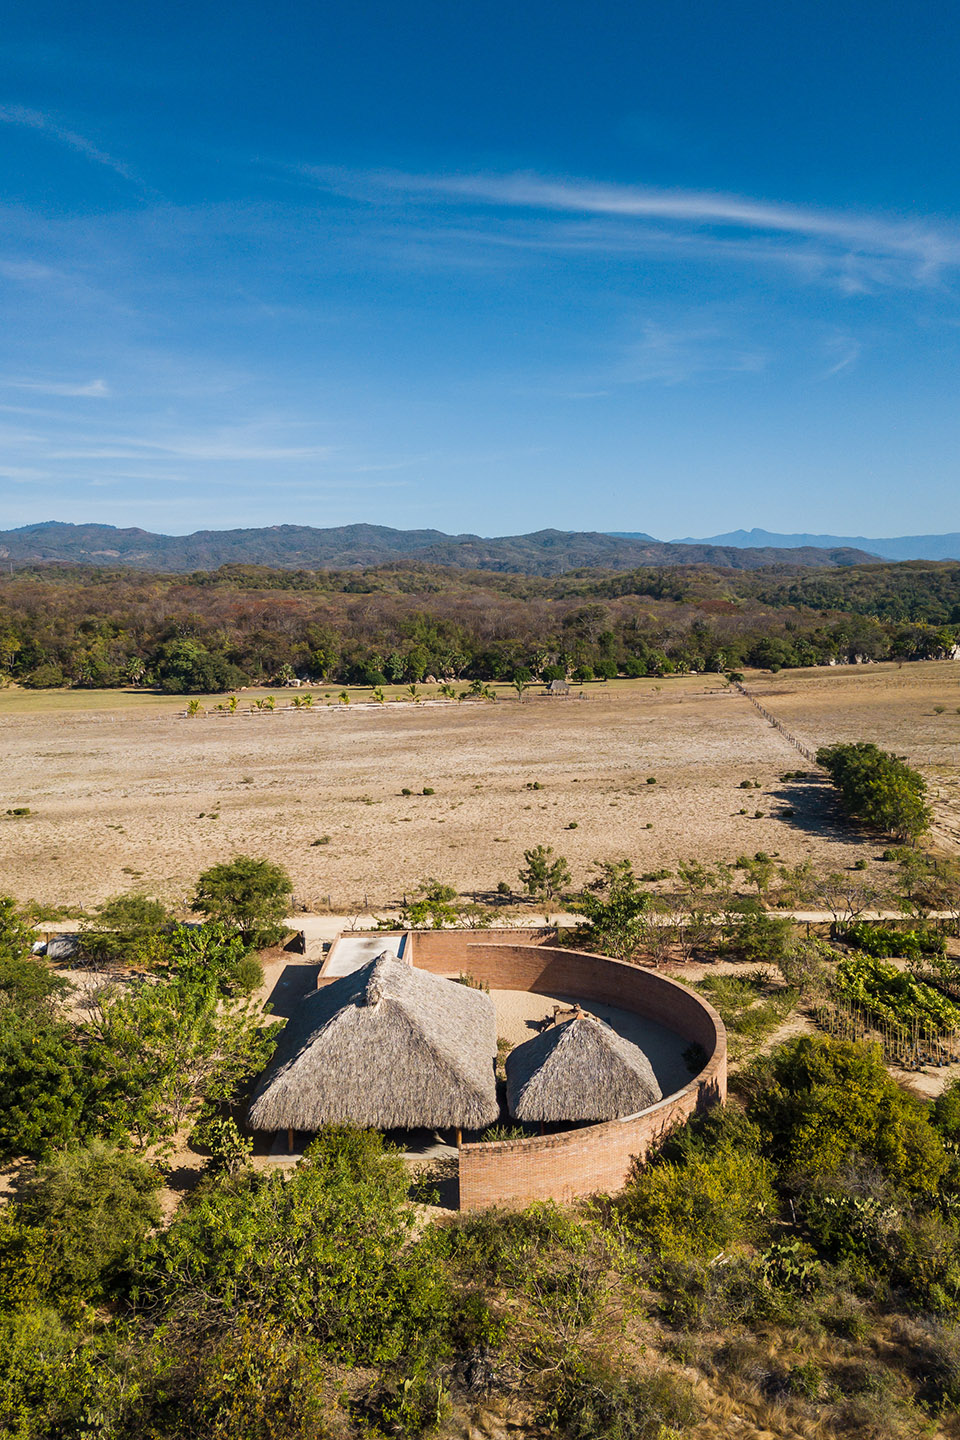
506 1012 663 1123
248 954 498 1132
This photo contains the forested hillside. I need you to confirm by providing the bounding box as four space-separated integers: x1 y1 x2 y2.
0 521 874 574
0 560 957 692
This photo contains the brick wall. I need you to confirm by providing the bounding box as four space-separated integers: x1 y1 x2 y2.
328 932 726 1210
414 939 726 1210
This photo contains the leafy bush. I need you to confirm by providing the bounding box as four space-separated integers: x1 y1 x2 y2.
136 1127 451 1367
4 1141 162 1302
833 952 960 1032
548 1355 700 1440
720 899 793 964
78 892 171 968
619 1139 775 1261
835 920 946 961
817 741 931 839
742 1035 947 1192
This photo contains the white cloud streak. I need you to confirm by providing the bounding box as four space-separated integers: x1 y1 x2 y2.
0 104 137 183
6 377 110 397
303 165 960 285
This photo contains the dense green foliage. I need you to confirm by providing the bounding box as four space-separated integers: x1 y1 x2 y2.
836 919 947 960
0 893 277 1161
833 952 960 1033
742 1035 947 1191
0 557 957 690
7 856 960 1438
817 741 932 839
191 856 292 946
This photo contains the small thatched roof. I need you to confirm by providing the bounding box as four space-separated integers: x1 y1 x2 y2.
248 954 498 1132
506 1012 662 1123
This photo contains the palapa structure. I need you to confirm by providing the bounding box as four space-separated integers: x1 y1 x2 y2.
248 953 499 1135
506 1010 662 1124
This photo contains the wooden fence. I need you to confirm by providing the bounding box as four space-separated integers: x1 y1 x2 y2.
734 681 820 765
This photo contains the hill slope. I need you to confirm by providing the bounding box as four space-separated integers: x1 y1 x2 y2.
667 526 960 562
0 522 874 574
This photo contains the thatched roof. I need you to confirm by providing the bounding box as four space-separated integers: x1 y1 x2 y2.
248 953 499 1132
506 1012 662 1123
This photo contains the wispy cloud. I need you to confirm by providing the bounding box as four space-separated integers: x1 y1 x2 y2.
301 165 960 287
820 335 862 378
5 377 110 397
0 104 138 184
615 321 768 386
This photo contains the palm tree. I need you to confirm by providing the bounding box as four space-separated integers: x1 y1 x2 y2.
338 690 350 705
263 695 276 711
372 687 385 704
406 684 421 703
227 694 239 713
186 698 203 716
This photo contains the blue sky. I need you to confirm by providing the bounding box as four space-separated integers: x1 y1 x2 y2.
2 0 960 538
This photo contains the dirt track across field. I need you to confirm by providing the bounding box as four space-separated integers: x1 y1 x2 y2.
0 662 957 911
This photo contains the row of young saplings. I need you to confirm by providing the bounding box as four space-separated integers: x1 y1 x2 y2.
813 997 960 1071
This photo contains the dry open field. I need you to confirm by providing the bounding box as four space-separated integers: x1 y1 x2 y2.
0 663 957 912
745 661 960 851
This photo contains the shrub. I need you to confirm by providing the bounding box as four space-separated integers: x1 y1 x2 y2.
741 1035 947 1192
191 856 292 946
619 1142 775 1261
7 1141 162 1302
547 1355 700 1440
817 741 931 840
137 1127 451 1366
721 899 793 964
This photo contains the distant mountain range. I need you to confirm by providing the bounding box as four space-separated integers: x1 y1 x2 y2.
0 522 878 575
662 527 960 562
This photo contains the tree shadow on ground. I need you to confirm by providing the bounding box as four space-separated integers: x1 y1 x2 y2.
407 1155 459 1209
769 775 865 850
266 963 322 1018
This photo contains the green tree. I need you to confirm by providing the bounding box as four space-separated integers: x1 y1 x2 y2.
518 846 571 903
568 860 658 960
0 1011 87 1159
136 1127 451 1366
402 879 460 929
8 1141 162 1301
817 741 931 841
192 856 292 946
742 1034 946 1192
82 977 278 1147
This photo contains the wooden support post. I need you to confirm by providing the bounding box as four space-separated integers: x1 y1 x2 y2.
455 1128 462 1148
287 1127 294 1153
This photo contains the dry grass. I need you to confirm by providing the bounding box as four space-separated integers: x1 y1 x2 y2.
0 665 956 911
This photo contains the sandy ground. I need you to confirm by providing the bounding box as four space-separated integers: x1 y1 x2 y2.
5 667 954 911
743 660 960 850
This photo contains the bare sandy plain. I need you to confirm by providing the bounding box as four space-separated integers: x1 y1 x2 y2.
0 662 957 912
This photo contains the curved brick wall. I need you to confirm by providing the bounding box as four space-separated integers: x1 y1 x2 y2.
406 936 727 1210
